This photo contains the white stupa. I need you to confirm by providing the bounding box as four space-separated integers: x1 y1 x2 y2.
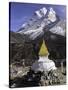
31 55 57 72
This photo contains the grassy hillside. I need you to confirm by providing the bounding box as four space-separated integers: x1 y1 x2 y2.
39 40 48 56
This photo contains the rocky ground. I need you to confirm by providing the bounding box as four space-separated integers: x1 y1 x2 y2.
9 63 66 88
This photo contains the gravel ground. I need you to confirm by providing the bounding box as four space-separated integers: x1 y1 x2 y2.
9 63 66 88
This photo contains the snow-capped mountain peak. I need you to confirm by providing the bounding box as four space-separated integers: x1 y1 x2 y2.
35 7 47 18
17 7 66 39
48 7 56 22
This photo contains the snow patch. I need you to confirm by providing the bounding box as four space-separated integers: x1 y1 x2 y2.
50 26 65 36
35 7 47 18
48 8 56 22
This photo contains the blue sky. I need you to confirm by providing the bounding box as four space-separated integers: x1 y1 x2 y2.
9 2 66 32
